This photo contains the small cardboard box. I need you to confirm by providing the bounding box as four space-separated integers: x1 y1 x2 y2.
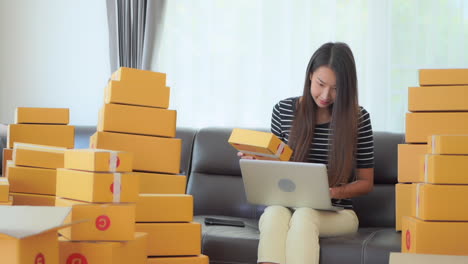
2 148 13 177
389 252 468 264
104 80 170 109
11 192 55 206
7 124 75 149
0 206 79 264
64 148 133 172
56 197 136 241
405 112 468 143
90 132 181 174
408 86 468 111
147 255 209 264
136 222 201 256
15 107 69 125
0 196 13 205
13 143 65 169
419 69 468 86
98 103 177 138
423 154 468 184
111 67 166 84
136 194 193 222
135 172 186 194
397 144 427 183
7 163 56 195
228 128 293 161
0 178 10 202
402 216 468 255
428 134 468 155
395 183 415 231
59 232 147 264
56 168 139 203
415 183 468 221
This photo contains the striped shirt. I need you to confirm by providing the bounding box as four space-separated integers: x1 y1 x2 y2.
271 97 374 209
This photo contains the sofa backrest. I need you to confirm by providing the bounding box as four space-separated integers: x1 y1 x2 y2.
186 127 405 228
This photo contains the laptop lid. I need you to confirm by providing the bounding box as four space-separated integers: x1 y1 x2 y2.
240 159 342 211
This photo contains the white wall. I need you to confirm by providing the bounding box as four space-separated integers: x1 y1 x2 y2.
0 0 109 126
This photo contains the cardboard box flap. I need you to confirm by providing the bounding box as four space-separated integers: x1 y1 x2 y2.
0 206 80 239
13 142 67 153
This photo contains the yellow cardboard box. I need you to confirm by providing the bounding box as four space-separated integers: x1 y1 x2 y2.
147 255 209 264
415 183 468 221
405 113 468 143
402 216 468 255
10 192 55 206
136 222 201 256
0 206 77 264
408 86 468 111
419 69 468 86
136 172 186 194
59 232 147 264
56 168 139 203
111 67 166 84
15 107 69 125
8 124 75 149
395 183 415 231
11 192 55 206
13 143 65 169
56 197 136 241
105 80 170 109
64 148 133 172
0 196 14 205
423 154 468 184
397 144 427 183
389 252 468 264
90 132 181 174
228 128 293 161
2 148 13 177
98 103 177 137
7 163 56 195
0 178 10 202
136 194 193 222
428 134 468 155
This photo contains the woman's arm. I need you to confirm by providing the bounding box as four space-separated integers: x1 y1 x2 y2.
330 168 374 199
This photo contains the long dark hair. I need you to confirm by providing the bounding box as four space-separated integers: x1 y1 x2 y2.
288 42 359 187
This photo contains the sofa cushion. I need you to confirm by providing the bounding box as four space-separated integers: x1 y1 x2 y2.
194 215 401 264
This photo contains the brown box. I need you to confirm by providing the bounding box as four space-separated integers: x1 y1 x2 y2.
405 112 468 143
419 69 468 86
408 86 468 111
15 107 69 124
7 124 75 149
397 144 426 183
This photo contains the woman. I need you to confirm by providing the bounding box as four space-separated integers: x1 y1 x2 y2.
241 42 374 264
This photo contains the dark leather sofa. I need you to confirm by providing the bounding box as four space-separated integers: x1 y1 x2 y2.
0 125 403 264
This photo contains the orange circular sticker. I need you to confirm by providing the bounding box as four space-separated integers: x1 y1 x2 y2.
66 253 88 264
95 215 111 231
109 183 122 194
108 156 121 168
406 230 411 250
35 253 45 264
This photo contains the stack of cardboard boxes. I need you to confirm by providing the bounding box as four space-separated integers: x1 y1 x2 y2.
90 67 207 263
7 143 66 206
3 107 74 206
396 68 468 255
55 148 147 263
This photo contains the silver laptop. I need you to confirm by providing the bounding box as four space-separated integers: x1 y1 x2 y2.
240 159 343 211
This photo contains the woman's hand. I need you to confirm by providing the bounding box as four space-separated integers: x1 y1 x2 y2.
237 152 256 159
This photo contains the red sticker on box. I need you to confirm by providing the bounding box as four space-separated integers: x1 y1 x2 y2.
67 253 88 264
95 215 111 231
406 230 411 250
110 183 122 194
35 253 45 264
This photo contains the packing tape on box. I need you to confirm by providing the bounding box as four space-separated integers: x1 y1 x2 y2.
113 173 121 203
109 151 119 172
431 135 436 154
241 142 287 159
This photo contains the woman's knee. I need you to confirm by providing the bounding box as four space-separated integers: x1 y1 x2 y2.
259 205 292 229
290 208 321 230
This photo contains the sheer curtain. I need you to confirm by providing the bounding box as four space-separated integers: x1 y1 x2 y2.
151 0 467 132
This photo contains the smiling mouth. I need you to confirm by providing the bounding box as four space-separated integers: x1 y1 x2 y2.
319 99 330 105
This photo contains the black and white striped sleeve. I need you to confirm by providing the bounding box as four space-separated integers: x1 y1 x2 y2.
356 108 374 168
271 102 283 140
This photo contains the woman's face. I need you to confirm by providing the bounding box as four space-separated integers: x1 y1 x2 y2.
310 66 337 109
